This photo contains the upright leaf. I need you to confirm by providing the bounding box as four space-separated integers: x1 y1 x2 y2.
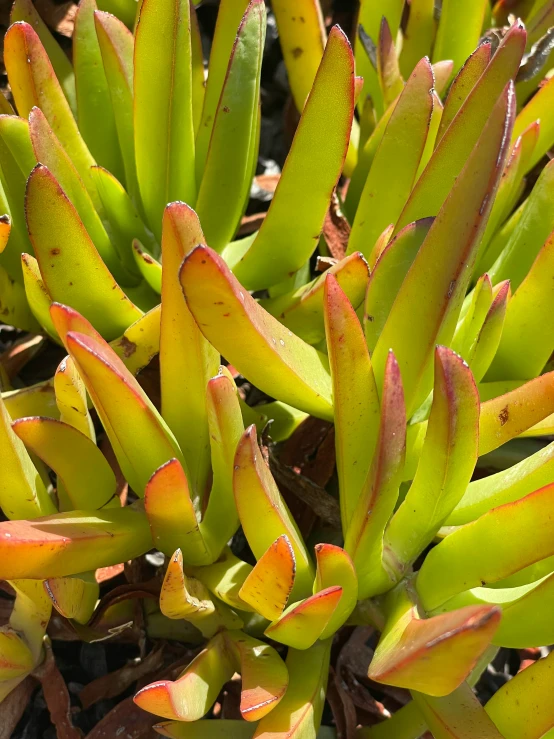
432 0 489 74
134 0 196 238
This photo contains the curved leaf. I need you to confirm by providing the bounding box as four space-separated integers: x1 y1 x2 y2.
314 544 357 639
239 535 296 621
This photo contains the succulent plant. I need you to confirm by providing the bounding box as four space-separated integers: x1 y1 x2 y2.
2 0 554 736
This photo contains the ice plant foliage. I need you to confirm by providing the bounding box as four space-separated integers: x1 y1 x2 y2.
1 0 554 736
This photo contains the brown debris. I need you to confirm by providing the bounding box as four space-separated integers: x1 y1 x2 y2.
33 641 83 739
0 676 37 739
323 192 351 260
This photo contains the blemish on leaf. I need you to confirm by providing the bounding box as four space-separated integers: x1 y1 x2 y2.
292 47 303 58
498 406 509 426
118 336 137 357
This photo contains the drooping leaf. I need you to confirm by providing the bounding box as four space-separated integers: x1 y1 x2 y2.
44 572 99 624
144 459 210 565
0 505 152 579
239 535 296 621
195 0 266 251
324 274 380 532
253 640 331 738
385 347 479 572
226 26 354 290
417 482 554 610
345 352 406 598
12 417 117 511
348 58 433 260
133 0 196 239
180 245 333 420
313 544 358 639
265 586 342 649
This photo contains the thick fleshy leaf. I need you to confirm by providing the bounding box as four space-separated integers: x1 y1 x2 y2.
413 683 504 739
397 23 525 230
265 586 342 649
159 549 242 636
0 505 152 579
234 426 314 599
479 371 554 455
226 26 354 290
73 0 123 180
417 482 554 610
399 0 435 78
10 0 76 113
180 245 333 420
487 229 554 380
154 720 256 739
26 165 142 340
324 274 380 531
225 630 288 722
133 241 161 293
363 218 434 353
50 311 184 496
12 417 117 511
432 0 489 74
4 21 98 198
467 281 510 382
488 159 554 291
369 586 500 696
385 347 479 572
94 11 138 203
345 352 406 599
144 459 209 565
348 58 433 261
28 107 130 285
9 579 51 663
2 380 58 422
259 252 369 345
449 439 554 525
44 572 99 624
110 303 161 376
134 633 235 721
54 355 95 438
451 274 494 359
0 394 55 520
371 83 514 416
0 628 34 680
195 0 251 181
190 547 253 612
239 535 296 621
0 259 38 332
432 573 554 648
195 0 265 251
134 0 195 239
376 17 404 107
253 640 331 738
512 73 554 173
314 544 357 639
200 371 245 558
485 651 554 738
160 204 219 501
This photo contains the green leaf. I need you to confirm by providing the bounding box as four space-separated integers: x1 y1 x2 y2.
512 67 554 173
134 0 196 239
10 0 77 114
363 218 433 353
0 628 34 680
160 204 219 499
12 417 117 511
385 347 479 572
54 355 94 438
466 281 510 382
154 720 256 739
0 505 152 579
448 439 554 525
132 240 161 293
376 17 404 108
348 58 433 260
233 426 314 600
344 352 406 598
4 21 99 200
26 165 142 340
253 640 331 738
368 585 500 696
180 245 333 420
265 586 342 649
144 459 210 565
20 252 57 338
73 0 123 180
399 0 435 78
313 544 358 639
397 23 525 230
0 394 55 520
486 651 554 738
94 10 139 203
432 0 489 75
195 0 265 251
239 535 296 621
416 482 554 610
324 273 380 532
371 83 514 416
226 26 354 290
